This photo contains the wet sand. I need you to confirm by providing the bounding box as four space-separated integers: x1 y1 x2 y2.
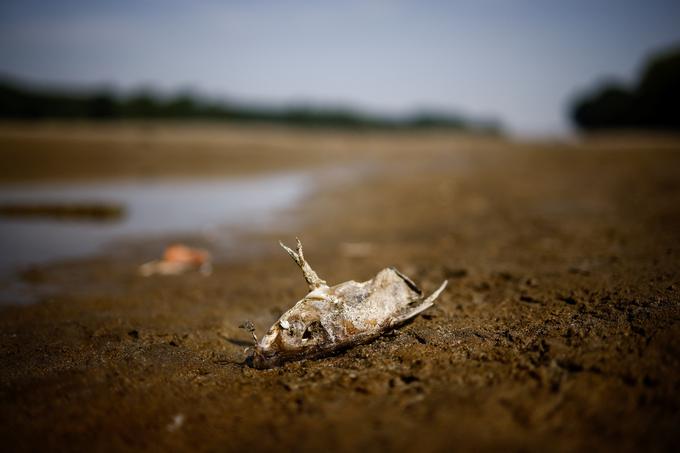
1 124 679 452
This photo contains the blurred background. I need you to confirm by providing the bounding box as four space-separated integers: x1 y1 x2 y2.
1 0 680 289
2 2 680 452
1 0 679 136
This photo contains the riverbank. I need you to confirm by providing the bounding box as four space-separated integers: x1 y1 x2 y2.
1 124 679 452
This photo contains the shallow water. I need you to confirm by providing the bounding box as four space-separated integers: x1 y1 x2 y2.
0 171 314 274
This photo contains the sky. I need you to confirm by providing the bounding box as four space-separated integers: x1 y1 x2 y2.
1 0 679 136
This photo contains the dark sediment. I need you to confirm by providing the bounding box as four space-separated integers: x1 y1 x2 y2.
0 125 678 452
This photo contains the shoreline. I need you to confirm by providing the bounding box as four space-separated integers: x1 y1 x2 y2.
1 124 679 451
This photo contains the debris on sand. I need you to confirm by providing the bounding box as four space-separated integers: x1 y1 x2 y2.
246 238 447 369
340 242 374 258
166 414 185 432
139 244 212 277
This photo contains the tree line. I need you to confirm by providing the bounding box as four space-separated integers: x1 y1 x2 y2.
572 46 680 131
0 78 500 133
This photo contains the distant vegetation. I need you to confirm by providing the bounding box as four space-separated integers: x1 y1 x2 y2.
572 46 680 131
0 77 501 133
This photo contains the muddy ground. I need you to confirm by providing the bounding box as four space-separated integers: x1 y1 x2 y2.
0 124 679 452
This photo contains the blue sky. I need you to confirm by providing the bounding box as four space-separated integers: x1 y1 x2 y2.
1 0 679 135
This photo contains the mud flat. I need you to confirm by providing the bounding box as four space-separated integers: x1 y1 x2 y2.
0 123 679 452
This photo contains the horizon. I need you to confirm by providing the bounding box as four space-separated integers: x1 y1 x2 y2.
1 1 680 137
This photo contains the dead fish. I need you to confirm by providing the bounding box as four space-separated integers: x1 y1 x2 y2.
139 244 212 276
244 239 447 369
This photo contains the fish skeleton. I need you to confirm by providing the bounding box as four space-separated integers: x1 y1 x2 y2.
245 239 447 369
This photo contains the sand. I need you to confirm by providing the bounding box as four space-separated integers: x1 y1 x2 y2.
0 123 679 452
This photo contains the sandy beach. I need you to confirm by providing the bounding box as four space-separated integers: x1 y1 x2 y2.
1 123 679 452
